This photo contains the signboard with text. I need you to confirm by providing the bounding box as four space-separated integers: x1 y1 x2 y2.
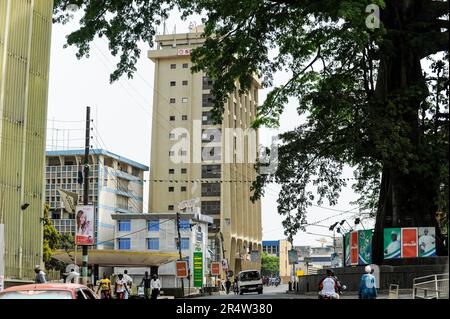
344 229 374 266
418 227 436 257
177 48 192 56
288 249 298 264
350 231 359 265
401 228 418 258
384 227 436 259
211 262 220 276
193 252 203 287
176 261 188 278
358 230 373 265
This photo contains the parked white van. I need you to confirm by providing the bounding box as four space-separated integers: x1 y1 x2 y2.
237 270 263 295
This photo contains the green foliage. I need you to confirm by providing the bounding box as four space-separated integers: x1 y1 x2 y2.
54 0 449 243
260 252 279 276
43 204 61 264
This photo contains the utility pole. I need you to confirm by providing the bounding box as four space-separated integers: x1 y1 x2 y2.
81 106 91 285
176 211 185 297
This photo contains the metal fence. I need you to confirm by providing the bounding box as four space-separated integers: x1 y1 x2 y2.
413 273 449 299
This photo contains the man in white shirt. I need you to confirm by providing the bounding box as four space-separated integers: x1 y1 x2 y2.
123 270 133 299
65 269 80 284
150 274 161 300
384 231 401 258
419 229 435 255
318 269 339 299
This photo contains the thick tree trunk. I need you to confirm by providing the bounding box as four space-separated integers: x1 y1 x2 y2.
371 0 448 265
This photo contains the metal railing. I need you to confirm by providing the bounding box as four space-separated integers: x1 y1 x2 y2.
413 273 449 299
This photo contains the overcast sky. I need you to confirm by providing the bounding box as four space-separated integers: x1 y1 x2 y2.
47 10 374 247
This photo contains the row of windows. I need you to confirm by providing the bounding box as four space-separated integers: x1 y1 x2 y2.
201 183 221 197
117 237 190 250
169 81 189 87
118 219 191 232
202 165 221 178
170 63 189 69
169 168 187 174
169 97 189 103
169 115 188 121
168 186 187 192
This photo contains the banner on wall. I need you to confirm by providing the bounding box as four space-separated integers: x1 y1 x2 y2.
350 231 359 265
401 228 418 258
344 233 350 266
193 252 203 288
384 227 437 259
358 230 373 265
418 227 436 257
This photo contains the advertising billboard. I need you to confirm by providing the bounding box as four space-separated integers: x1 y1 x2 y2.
344 233 350 266
358 230 373 265
211 262 221 276
401 228 418 258
75 205 94 245
288 249 298 264
350 231 359 265
384 227 437 259
418 227 436 257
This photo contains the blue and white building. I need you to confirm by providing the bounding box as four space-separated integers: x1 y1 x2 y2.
45 149 149 249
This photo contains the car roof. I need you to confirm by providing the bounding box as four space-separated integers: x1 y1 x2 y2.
1 283 89 292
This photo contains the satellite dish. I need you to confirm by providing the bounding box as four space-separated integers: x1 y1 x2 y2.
65 264 80 274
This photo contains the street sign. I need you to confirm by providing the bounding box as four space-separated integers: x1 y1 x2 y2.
193 252 203 287
75 205 94 245
288 250 298 264
176 261 188 278
296 270 305 277
211 262 220 276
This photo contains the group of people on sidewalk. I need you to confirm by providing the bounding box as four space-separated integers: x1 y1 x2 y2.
318 265 377 299
96 270 161 300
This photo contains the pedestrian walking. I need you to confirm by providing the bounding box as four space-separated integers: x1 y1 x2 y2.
34 265 47 284
140 271 152 299
150 274 161 300
114 274 130 299
225 277 231 294
359 265 377 299
123 270 133 299
97 273 112 299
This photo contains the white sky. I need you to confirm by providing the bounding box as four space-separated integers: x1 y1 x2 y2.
47 10 374 247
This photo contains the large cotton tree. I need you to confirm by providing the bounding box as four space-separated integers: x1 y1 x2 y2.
54 0 449 264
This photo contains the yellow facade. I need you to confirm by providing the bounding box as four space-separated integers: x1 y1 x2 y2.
0 0 54 280
148 29 262 276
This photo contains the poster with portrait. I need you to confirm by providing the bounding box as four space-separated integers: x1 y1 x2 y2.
75 205 94 245
418 227 436 257
358 230 373 265
384 228 401 259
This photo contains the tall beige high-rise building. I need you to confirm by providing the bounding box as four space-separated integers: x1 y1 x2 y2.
148 27 262 276
0 0 54 282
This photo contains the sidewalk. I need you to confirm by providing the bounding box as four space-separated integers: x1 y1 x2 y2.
287 289 414 299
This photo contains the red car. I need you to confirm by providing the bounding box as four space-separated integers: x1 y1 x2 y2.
0 283 98 299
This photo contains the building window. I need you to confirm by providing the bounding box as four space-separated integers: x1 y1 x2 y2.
168 205 174 211
201 201 220 215
170 81 176 87
148 220 160 231
182 63 188 68
170 98 176 103
182 80 188 86
179 220 190 230
169 133 175 140
168 186 174 192
169 169 175 174
202 111 214 125
202 94 214 107
182 115 188 120
180 150 187 156
201 183 221 196
169 116 175 121
181 186 187 192
202 77 214 90
181 97 188 103
118 238 131 250
147 238 159 250
118 220 131 232
169 151 175 156
202 165 221 178
170 64 176 69
181 168 187 174
202 147 221 161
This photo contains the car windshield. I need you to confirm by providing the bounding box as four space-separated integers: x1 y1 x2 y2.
0 290 73 299
239 271 261 281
